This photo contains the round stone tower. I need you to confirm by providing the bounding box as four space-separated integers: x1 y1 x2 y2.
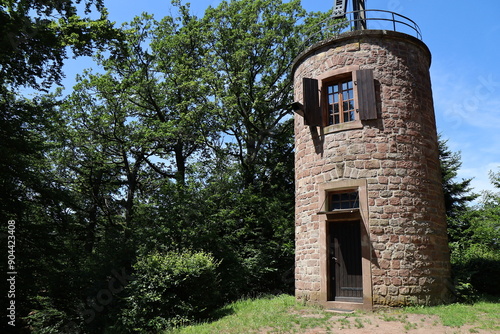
292 27 451 309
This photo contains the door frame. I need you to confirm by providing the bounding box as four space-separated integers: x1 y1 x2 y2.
318 179 373 310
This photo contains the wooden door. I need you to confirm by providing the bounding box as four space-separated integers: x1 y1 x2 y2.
328 221 363 302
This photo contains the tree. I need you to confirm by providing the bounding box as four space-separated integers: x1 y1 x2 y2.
0 1 119 331
0 0 115 89
439 136 477 218
470 170 500 251
439 137 499 298
450 170 500 297
0 0 120 226
59 72 157 251
99 8 218 187
203 0 333 186
438 136 478 246
42 7 221 330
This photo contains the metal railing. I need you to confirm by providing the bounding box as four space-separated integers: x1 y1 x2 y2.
342 9 423 39
299 9 423 54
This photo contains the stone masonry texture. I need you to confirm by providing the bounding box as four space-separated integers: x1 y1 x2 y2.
293 30 452 307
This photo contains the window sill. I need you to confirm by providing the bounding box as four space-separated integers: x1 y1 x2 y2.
317 208 360 215
323 120 362 134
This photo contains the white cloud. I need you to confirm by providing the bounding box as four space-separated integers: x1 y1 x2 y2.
431 64 500 194
458 161 500 194
432 68 500 131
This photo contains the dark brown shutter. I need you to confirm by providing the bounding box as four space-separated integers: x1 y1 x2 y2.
355 69 377 120
303 77 322 126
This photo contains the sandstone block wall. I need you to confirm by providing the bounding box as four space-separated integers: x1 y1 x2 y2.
293 30 451 307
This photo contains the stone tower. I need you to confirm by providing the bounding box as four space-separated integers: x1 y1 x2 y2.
292 11 451 310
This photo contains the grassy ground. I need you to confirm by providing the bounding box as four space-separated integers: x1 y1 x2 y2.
166 294 500 334
404 295 500 329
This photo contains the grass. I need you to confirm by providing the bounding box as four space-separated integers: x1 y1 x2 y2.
166 294 500 334
404 295 500 331
377 312 420 332
167 294 331 334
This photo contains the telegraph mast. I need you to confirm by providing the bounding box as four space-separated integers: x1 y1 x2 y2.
333 0 367 30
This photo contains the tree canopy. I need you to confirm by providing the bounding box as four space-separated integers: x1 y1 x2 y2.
1 1 335 332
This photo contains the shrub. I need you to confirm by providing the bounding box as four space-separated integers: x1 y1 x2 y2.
117 250 220 333
451 243 500 301
466 255 500 296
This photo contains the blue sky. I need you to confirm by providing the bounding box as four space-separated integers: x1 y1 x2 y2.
63 0 500 194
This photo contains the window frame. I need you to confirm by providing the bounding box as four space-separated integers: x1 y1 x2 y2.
317 188 361 215
300 65 377 133
323 74 357 126
328 189 360 211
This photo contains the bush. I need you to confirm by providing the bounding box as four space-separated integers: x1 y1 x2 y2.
451 243 500 301
467 256 500 296
116 250 220 333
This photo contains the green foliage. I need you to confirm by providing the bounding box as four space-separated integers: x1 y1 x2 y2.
116 251 220 333
448 170 500 299
439 136 477 218
451 238 500 298
24 296 70 334
202 0 326 186
99 7 218 186
452 280 479 304
0 0 117 89
438 138 499 300
199 183 295 299
0 2 120 331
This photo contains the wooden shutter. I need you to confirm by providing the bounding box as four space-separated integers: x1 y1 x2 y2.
355 69 377 120
303 77 322 126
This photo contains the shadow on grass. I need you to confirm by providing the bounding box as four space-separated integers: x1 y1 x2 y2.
203 303 236 323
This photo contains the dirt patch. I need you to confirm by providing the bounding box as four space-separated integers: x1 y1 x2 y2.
261 309 496 334
301 313 491 334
